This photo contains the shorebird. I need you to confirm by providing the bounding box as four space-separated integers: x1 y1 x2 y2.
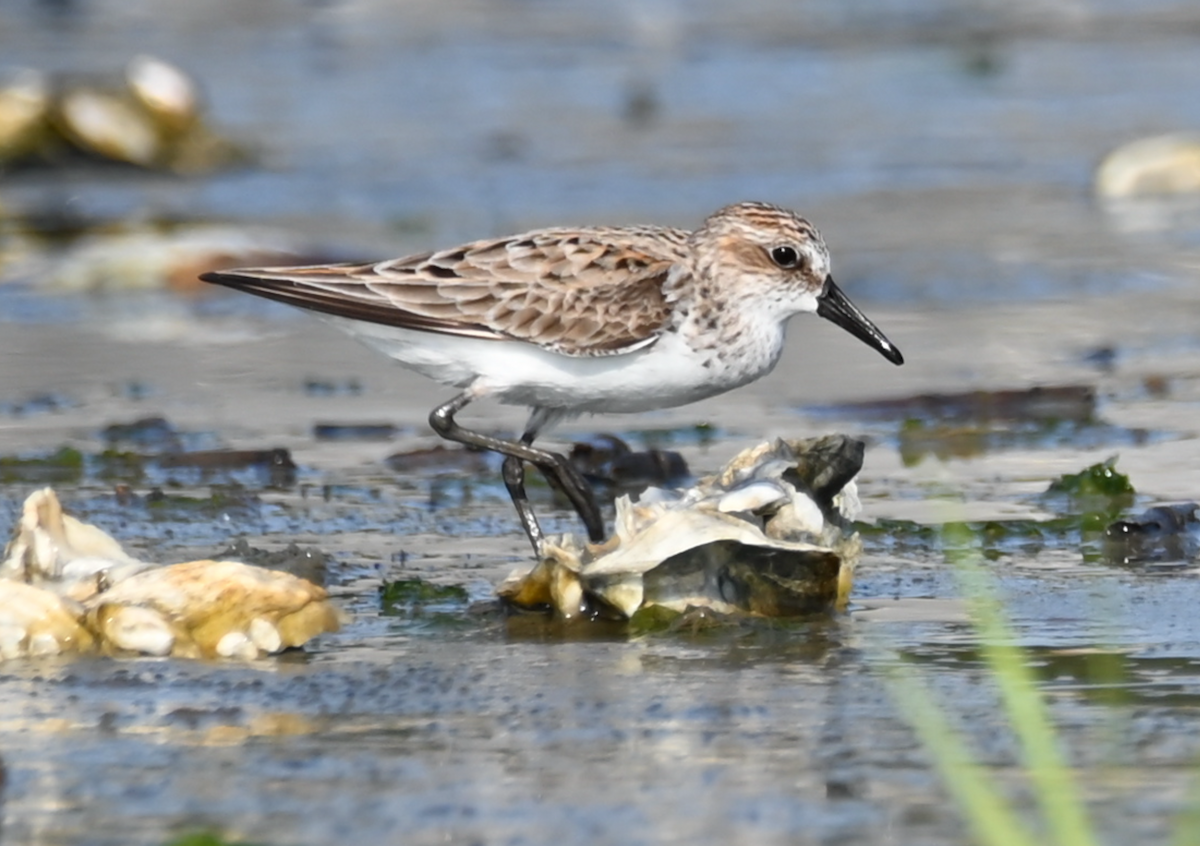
202 201 903 552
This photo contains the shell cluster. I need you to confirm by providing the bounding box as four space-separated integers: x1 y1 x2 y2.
0 488 340 660
498 435 866 620
0 55 247 173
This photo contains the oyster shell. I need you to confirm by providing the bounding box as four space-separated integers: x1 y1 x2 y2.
54 85 162 167
498 435 865 620
1095 133 1200 198
0 488 340 660
86 559 342 659
0 68 51 165
1 55 246 173
1 486 152 601
125 54 199 134
0 581 94 659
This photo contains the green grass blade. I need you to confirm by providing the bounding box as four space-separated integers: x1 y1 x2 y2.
953 557 1097 846
1168 764 1200 846
888 658 1040 846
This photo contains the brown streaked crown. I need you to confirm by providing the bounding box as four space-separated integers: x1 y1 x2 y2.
687 201 829 295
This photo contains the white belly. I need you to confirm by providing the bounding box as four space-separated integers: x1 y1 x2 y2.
321 315 781 414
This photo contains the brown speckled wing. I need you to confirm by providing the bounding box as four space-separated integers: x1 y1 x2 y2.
201 226 690 356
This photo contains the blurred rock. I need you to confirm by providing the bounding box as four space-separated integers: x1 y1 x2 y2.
1095 134 1200 198
33 224 310 294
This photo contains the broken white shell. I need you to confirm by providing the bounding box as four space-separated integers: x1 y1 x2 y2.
1 486 151 599
125 55 199 132
93 603 175 656
1096 134 1200 198
0 581 94 658
57 87 161 166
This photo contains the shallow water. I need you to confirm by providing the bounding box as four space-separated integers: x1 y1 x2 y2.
4 1 1200 844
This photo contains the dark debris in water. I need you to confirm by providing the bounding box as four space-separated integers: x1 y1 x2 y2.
1105 503 1200 566
568 433 690 500
211 537 331 585
158 448 297 488
861 458 1160 565
813 384 1097 423
0 391 76 416
97 416 293 486
144 484 262 519
102 415 183 450
385 444 494 476
863 513 1140 566
622 422 721 450
313 422 401 441
805 384 1159 464
0 433 296 490
96 449 146 482
302 377 363 397
859 458 1147 564
896 418 1153 465
861 516 1071 560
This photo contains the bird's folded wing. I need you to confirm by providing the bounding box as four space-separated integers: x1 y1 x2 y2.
201 227 688 357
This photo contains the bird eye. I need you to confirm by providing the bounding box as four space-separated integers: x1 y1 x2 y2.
770 245 800 269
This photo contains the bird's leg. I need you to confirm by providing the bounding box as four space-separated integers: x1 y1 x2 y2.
429 392 606 551
501 452 542 554
538 451 606 543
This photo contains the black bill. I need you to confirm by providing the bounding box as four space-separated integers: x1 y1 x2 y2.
815 276 904 365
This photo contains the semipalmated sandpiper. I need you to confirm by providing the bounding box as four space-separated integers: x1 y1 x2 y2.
202 201 903 551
